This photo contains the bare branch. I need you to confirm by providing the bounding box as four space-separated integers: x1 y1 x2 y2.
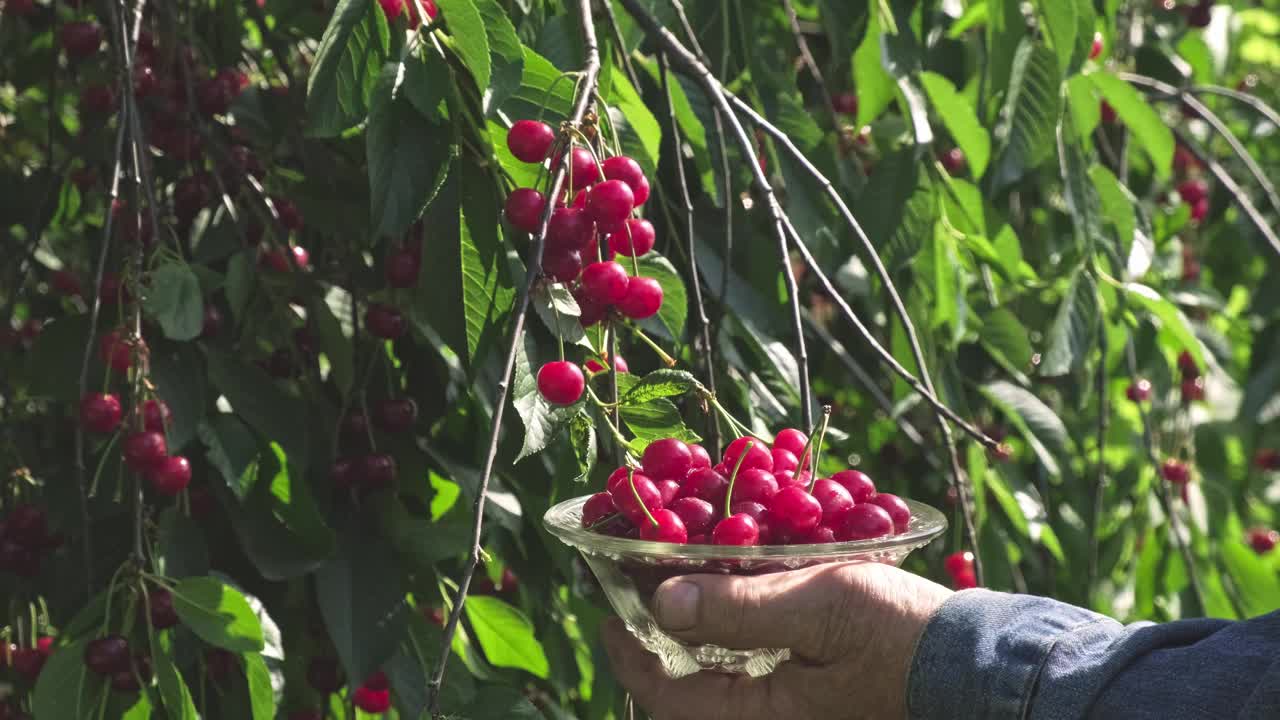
426 0 601 714
779 0 838 123
1188 84 1280 150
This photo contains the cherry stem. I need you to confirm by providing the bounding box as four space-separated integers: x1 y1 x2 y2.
548 293 567 361
723 440 754 520
806 406 833 494
628 468 658 528
621 323 676 367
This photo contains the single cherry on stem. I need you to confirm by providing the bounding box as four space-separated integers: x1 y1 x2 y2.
639 508 688 543
586 179 635 226
365 303 406 340
721 439 758 519
614 469 665 529
641 438 694 482
142 399 172 433
602 156 651 206
581 492 616 528
680 467 729 506
557 147 600 189
766 485 822 538
617 276 663 320
669 497 715 535
84 636 131 676
712 513 760 546
772 428 808 457
80 393 123 434
385 246 421 288
123 431 168 473
507 120 556 163
537 361 585 406
505 188 548 233
580 261 630 305
810 478 855 526
546 206 593 253
608 218 656 257
148 456 192 496
831 469 877 503
871 493 912 533
722 436 774 474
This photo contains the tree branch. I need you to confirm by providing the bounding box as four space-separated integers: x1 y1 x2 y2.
1189 84 1280 131
779 0 838 124
426 1 600 714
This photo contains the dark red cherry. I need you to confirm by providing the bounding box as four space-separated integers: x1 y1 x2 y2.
831 469 877 502
361 454 397 491
148 456 192 496
60 21 103 60
609 473 663 526
669 497 715 535
507 120 556 163
871 493 911 533
655 478 681 506
833 503 893 541
365 303 406 340
123 432 168 473
546 207 593 252
679 468 728 506
6 505 47 547
384 247 421 288
711 514 759 546
306 656 344 695
940 148 966 176
810 478 855 526
731 468 778 505
580 261 630 305
617 276 663 320
1161 459 1190 484
641 438 693 481
80 393 123 434
374 398 417 433
557 147 599 189
537 361 585 406
84 636 130 676
145 589 179 629
832 92 858 115
505 188 547 233
330 458 356 491
1248 527 1279 554
142 399 172 433
98 329 134 374
581 492 616 528
601 156 650 206
723 437 774 473
1126 379 1153 402
608 218 656 257
639 509 688 543
766 486 822 537
201 304 224 338
585 179 635 226
543 249 583 283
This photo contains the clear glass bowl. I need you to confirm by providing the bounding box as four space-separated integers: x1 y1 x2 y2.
544 495 947 678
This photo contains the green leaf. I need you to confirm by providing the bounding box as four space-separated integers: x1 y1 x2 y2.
460 207 516 368
1090 164 1137 257
316 526 410 683
464 596 550 679
144 262 204 341
1222 540 1280 617
170 576 265 652
437 0 491 90
156 507 209 578
1041 271 1099 377
621 397 701 453
149 631 198 720
619 369 700 406
367 62 455 237
1123 283 1206 369
32 638 106 719
1066 75 1101 142
1088 71 1175 179
920 72 991 178
242 652 275 720
853 10 892 129
310 294 354 396
306 0 391 137
473 0 523 114
607 71 662 179
532 282 589 350
926 221 960 338
980 308 1034 373
502 46 575 120
1057 107 1101 254
460 686 543 719
374 493 472 570
224 250 254 322
635 253 687 340
512 337 581 462
981 379 1071 477
774 91 823 152
1035 0 1077 74
205 350 309 469
199 414 259 499
992 40 1062 191
569 411 597 483
150 344 206 451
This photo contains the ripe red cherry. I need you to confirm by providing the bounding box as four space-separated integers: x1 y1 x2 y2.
123 432 167 473
601 156 651 206
642 438 694 480
772 428 808 457
374 398 418 433
1126 379 1153 402
617 276 663 319
1090 32 1104 59
1247 527 1279 554
722 437 774 473
810 478 855 526
201 304 224 338
142 399 172 433
1187 2 1211 28
1161 459 1190 484
144 589 179 629
576 290 607 327
361 454 397 491
1178 179 1208 205
1181 376 1206 403
3 0 34 16
608 218 656 257
60 21 103 60
544 249 583 283
688 444 712 469
712 513 759 546
581 261 630 305
6 504 47 547
639 509 688 543
98 329 135 374
830 469 877 502
940 148 966 176
537 361 585 406
378 0 439 27
581 492 616 528
81 393 123 434
148 456 192 496
546 206 593 252
871 493 911 533
669 497 715 535
1177 349 1199 377
766 486 822 537
365 303 406 339
81 85 116 116
655 478 681 506
505 188 547 233
557 147 600 189
1254 449 1280 471
586 179 635 227
330 458 355 491
731 468 779 505
384 247 421 288
944 551 975 585
1174 146 1200 175
832 92 858 115
833 503 893 541
806 525 837 544
12 643 47 682
680 468 729 506
1100 101 1117 124
507 120 556 163
770 448 799 474
609 474 664 526
306 657 344 694
84 636 130 676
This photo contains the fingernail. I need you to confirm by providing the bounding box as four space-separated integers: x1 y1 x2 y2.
656 580 699 631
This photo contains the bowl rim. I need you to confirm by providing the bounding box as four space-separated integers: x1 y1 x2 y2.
543 494 948 559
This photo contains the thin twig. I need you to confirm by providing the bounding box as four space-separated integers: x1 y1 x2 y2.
1087 308 1109 592
1171 127 1280 259
779 0 838 124
1189 84 1280 130
426 1 600 714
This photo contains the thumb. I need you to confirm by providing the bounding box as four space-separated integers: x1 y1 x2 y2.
651 563 880 661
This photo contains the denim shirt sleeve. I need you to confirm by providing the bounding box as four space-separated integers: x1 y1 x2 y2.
906 589 1280 720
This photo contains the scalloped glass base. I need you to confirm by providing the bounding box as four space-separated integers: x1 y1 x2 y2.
625 618 791 677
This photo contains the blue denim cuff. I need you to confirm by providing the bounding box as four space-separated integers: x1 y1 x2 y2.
906 589 1114 720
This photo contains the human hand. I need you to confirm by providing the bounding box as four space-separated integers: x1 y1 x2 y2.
602 562 952 720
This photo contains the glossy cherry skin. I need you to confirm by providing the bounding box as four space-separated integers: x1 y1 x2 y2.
361 454 397 491
833 503 893 541
940 148 966 176
123 432 168 473
537 361 585 406
586 179 635 226
576 289 607 326
712 513 759 546
944 551 974 578
365 303 407 340
84 636 131 676
1177 179 1208 205
80 393 123 434
1247 527 1279 554
148 456 192 496
1161 459 1190 484
806 525 838 544
504 188 547 233
142 399 172 433
810 478 855 526
639 509 688 543
601 156 650 206
766 486 822 537
201 304 224 338
384 247 421 288
580 261 630 305
730 468 778 505
871 493 912 533
669 497 715 535
609 474 664 527
642 438 694 481
688 444 712 469
679 468 729 506
507 120 556 163
546 207 593 252
617 276 663 320
559 147 600 189
146 589 179 629
581 492 616 528
608 218 656 257
831 469 877 502
353 683 392 713
770 448 799 474
722 437 774 473
1126 379 1153 402
99 330 134 374
543 249 583 283
832 92 858 115
655 478 681 506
